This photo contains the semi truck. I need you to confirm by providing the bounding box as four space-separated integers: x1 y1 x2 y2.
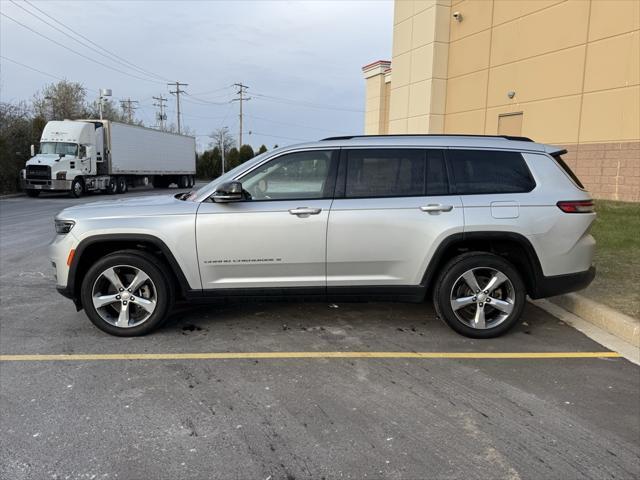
21 119 196 197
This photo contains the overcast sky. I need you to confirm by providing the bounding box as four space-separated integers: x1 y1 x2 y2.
0 0 393 150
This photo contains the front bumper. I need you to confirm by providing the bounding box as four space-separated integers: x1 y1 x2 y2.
21 178 72 191
530 266 596 299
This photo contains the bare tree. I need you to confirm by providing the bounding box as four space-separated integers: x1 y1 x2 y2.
32 80 87 121
209 127 235 155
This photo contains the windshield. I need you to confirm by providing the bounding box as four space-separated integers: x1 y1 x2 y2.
40 142 78 156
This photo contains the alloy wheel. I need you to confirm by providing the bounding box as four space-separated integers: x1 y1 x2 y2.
449 267 516 329
91 265 157 328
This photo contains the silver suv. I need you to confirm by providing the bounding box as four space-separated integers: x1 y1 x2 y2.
50 135 596 338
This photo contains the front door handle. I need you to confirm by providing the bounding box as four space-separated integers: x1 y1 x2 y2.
289 207 322 217
420 204 453 213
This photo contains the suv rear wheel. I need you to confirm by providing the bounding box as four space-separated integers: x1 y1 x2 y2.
80 252 172 336
433 252 525 338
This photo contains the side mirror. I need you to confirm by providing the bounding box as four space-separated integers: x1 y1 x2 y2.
30 145 35 157
211 181 243 203
85 146 94 159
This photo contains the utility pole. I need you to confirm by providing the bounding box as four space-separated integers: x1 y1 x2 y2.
231 83 250 148
220 129 226 174
119 98 138 123
168 81 188 134
152 94 168 130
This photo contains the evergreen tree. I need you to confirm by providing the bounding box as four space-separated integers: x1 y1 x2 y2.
239 144 255 164
226 147 240 170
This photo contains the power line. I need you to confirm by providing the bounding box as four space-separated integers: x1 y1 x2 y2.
244 113 341 134
22 0 169 82
182 94 228 106
168 81 188 134
188 85 235 96
0 12 164 84
10 0 168 83
246 131 312 143
0 54 65 81
251 91 363 113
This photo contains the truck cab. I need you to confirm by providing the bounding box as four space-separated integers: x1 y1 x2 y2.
21 120 104 197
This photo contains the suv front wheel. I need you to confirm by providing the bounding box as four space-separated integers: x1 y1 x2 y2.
433 252 526 338
80 251 173 336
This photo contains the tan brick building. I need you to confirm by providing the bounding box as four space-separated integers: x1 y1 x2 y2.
363 0 640 201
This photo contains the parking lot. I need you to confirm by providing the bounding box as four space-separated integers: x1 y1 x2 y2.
1 188 639 480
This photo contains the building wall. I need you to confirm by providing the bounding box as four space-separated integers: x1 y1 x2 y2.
363 0 640 201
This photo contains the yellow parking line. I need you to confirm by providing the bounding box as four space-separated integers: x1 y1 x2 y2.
0 351 621 361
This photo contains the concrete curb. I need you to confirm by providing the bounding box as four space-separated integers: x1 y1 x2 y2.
531 298 640 366
548 293 639 348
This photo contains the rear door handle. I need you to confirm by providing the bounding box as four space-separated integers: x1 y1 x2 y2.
420 204 453 213
289 207 322 217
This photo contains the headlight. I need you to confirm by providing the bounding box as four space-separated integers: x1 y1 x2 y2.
55 219 75 234
56 171 67 180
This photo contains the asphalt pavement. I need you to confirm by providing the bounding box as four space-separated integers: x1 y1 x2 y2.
0 187 639 480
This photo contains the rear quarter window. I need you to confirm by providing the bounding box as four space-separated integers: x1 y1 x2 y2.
552 153 585 189
448 150 535 194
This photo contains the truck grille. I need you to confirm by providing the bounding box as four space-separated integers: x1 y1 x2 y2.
26 165 51 180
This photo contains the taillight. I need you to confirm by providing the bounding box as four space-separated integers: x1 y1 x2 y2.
557 200 595 213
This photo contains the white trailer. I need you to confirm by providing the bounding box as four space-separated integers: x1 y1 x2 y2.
21 120 196 197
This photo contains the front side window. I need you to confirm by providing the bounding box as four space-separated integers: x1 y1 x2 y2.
39 142 78 156
345 149 426 198
448 150 535 194
241 150 336 201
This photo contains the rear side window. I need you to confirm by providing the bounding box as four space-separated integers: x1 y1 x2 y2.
345 149 425 197
448 150 535 194
552 153 584 189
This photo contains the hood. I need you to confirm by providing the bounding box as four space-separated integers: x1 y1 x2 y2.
26 154 64 166
56 193 198 221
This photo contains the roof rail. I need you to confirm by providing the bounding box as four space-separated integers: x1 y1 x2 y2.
320 134 534 142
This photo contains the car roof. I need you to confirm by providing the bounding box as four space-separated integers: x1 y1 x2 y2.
279 134 561 154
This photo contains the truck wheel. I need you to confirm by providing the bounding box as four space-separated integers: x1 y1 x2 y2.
106 177 118 194
432 252 526 339
80 251 173 336
179 175 189 189
189 175 195 188
70 178 84 198
116 176 128 194
26 190 40 198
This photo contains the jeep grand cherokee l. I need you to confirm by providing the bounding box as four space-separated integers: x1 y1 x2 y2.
50 135 595 338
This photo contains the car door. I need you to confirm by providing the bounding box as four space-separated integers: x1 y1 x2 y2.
326 148 463 289
196 149 338 290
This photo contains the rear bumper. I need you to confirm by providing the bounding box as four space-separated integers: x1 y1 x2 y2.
530 266 596 299
21 179 72 191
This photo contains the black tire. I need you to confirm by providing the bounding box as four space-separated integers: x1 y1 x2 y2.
80 251 173 336
179 175 189 189
189 175 195 188
106 177 118 194
25 190 40 198
116 176 128 194
433 252 526 339
70 178 84 198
